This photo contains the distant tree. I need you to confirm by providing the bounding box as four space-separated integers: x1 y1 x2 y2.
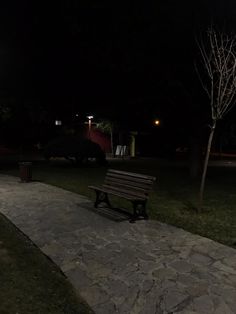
0 100 53 147
96 119 115 156
0 103 11 122
0 102 14 143
196 26 236 210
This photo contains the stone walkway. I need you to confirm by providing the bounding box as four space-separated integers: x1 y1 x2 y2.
0 174 236 314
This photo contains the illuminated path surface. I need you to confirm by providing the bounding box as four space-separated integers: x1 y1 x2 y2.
1 174 236 314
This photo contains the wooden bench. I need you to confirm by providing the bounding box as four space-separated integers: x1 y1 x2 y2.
89 169 156 222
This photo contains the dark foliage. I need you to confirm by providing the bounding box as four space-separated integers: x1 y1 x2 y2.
44 136 107 165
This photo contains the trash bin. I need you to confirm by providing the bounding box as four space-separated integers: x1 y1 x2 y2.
19 162 32 182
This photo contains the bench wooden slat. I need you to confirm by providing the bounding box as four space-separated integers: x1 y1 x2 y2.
105 172 154 186
104 177 152 191
107 169 155 181
105 175 153 186
102 184 148 199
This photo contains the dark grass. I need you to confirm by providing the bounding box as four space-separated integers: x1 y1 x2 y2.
0 213 93 314
1 157 236 249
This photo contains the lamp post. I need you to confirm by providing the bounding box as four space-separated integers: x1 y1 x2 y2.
87 115 94 139
130 131 137 158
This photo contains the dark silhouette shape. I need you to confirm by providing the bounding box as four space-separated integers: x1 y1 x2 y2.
44 136 107 166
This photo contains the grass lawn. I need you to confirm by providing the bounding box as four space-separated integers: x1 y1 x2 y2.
1 157 236 248
0 213 93 314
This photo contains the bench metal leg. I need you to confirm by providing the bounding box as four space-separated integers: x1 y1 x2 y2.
130 200 148 223
94 191 112 208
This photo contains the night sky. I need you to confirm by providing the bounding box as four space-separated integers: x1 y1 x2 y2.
1 1 236 127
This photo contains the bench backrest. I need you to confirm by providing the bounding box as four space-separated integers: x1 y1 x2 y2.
103 169 156 199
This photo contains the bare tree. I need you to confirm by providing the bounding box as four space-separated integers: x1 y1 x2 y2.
196 26 236 210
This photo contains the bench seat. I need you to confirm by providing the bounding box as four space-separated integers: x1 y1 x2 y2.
89 185 145 201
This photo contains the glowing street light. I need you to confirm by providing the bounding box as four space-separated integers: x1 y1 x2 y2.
87 115 94 138
154 119 160 126
55 120 62 126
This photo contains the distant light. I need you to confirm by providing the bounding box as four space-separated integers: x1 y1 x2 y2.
55 120 62 126
87 115 94 120
154 120 160 125
75 113 79 117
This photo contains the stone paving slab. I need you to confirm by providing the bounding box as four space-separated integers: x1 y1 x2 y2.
0 174 236 313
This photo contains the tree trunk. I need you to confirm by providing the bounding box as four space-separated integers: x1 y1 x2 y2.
110 129 114 157
199 120 216 211
189 137 202 179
